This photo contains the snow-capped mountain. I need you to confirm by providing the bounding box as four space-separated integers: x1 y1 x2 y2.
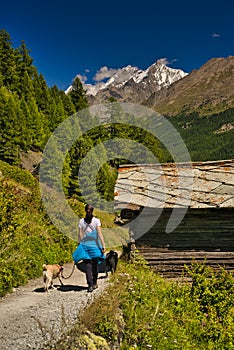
66 59 188 105
86 65 140 96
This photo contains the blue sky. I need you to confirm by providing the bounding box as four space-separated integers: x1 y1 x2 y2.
1 0 233 91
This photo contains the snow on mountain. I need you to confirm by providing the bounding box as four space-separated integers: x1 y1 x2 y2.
66 59 188 104
86 65 140 95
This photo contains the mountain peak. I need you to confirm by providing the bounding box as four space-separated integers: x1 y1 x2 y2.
144 56 234 116
70 60 188 103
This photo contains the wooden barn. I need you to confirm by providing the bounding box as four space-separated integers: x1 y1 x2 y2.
114 159 234 276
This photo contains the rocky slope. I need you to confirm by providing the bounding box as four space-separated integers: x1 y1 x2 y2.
144 56 234 116
67 56 234 117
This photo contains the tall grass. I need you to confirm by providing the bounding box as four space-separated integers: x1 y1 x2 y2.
48 254 234 350
0 161 75 296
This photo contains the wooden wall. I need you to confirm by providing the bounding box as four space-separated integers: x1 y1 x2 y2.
134 208 234 251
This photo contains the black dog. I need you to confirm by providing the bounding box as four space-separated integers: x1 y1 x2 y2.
105 250 118 276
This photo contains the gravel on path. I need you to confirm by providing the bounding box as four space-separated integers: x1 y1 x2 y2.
0 262 109 350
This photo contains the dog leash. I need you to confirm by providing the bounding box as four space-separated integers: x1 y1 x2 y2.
61 263 76 280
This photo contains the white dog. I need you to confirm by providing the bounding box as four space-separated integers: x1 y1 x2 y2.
43 264 64 292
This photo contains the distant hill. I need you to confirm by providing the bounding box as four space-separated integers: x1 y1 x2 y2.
144 56 234 116
168 108 234 161
68 56 234 118
66 56 234 162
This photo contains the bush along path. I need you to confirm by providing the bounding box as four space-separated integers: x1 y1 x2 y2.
0 262 110 350
54 257 234 350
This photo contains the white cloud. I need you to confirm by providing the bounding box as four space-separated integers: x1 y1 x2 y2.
157 58 180 67
93 66 118 82
75 74 88 84
157 58 170 65
170 58 178 64
212 33 220 38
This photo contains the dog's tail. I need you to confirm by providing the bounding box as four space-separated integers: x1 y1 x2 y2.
42 264 48 285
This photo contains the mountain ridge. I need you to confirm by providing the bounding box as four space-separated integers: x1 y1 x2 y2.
67 56 234 117
144 56 234 116
67 59 188 104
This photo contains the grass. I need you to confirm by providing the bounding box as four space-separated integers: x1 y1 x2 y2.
0 160 128 297
0 173 76 296
44 252 234 350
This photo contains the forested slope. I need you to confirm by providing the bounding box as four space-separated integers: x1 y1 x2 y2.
0 160 76 297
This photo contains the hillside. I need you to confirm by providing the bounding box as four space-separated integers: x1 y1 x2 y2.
144 56 234 116
65 55 234 162
0 159 128 297
0 160 77 296
70 55 234 119
168 108 234 161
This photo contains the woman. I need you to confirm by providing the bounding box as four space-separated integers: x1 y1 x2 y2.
78 204 106 292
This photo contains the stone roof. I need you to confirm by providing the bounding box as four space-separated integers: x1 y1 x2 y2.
114 159 234 210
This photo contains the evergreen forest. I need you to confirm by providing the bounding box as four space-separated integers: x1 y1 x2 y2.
0 29 170 206
0 28 233 205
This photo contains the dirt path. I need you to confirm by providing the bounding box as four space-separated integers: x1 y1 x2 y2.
0 262 110 350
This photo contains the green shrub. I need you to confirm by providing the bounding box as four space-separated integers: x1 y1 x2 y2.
0 160 37 189
0 162 76 297
72 258 234 350
187 262 234 348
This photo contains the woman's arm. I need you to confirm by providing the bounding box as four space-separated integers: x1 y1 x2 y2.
97 226 106 252
78 227 84 244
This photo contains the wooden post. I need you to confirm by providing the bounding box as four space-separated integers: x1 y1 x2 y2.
128 230 136 262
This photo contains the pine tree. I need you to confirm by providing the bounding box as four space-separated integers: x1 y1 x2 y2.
17 41 34 75
15 41 37 98
59 90 76 117
95 142 118 208
104 101 132 167
33 73 52 115
0 72 3 87
0 29 18 90
67 135 93 199
47 86 66 130
39 134 64 191
69 76 88 112
0 93 26 164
